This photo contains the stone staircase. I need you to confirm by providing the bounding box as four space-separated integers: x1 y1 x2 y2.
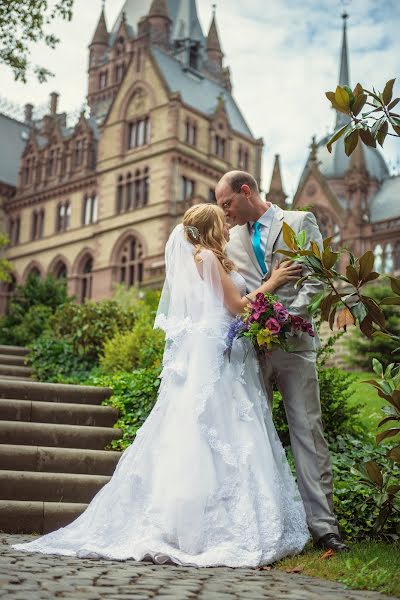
0 344 122 534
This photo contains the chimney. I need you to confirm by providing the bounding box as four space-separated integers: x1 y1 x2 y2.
24 103 33 123
50 92 59 116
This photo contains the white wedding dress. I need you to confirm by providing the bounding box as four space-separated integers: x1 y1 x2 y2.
12 230 309 568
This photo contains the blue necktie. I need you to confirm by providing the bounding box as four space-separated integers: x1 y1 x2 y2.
252 221 268 275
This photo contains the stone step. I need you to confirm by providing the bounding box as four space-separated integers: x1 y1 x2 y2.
0 374 32 382
0 379 112 405
0 364 33 378
0 354 28 367
0 345 29 357
0 398 119 427
0 470 110 503
0 444 121 475
0 499 87 534
0 421 122 450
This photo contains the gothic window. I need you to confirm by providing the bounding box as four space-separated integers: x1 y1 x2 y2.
238 145 249 170
83 195 98 225
395 241 400 271
9 216 20 246
80 256 93 303
126 173 133 210
74 139 84 167
27 266 41 280
184 119 197 146
99 71 108 89
117 237 144 287
115 63 125 82
47 150 55 177
128 117 150 149
143 167 149 206
383 243 394 273
23 158 31 185
60 148 67 176
180 176 195 201
31 210 38 240
38 208 45 238
53 260 67 280
116 175 124 213
116 37 125 56
214 135 226 159
56 201 71 232
374 244 383 273
134 170 141 208
35 159 42 184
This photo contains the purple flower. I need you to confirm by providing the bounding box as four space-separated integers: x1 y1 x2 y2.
226 316 245 354
274 304 289 323
265 317 281 334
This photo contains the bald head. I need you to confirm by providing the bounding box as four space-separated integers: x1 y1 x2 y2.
215 170 267 226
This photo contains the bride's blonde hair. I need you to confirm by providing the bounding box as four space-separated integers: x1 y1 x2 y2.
182 203 235 273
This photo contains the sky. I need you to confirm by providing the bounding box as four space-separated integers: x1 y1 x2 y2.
0 0 399 200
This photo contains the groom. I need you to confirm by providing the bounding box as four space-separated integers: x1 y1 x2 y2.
215 170 348 552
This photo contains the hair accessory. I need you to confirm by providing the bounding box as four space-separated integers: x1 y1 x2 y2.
185 225 200 240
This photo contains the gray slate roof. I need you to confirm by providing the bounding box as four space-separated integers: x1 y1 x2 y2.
0 113 30 187
369 175 400 222
151 46 253 138
316 132 389 182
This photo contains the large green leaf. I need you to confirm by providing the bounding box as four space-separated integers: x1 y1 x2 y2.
376 121 389 147
350 301 368 324
351 93 367 116
282 222 296 250
326 124 349 153
344 129 359 156
380 297 400 305
388 276 400 295
322 248 339 270
387 447 400 463
382 78 396 105
364 460 383 489
376 428 400 444
346 264 359 287
359 128 376 148
335 85 351 110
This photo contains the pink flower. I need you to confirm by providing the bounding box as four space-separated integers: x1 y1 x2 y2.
265 317 281 334
274 304 289 323
291 316 303 330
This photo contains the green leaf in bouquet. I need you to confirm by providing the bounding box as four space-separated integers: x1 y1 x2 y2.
382 78 395 105
295 230 307 248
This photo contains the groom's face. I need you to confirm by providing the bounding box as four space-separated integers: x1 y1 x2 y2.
216 183 251 226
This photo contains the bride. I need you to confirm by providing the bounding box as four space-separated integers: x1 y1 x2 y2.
12 204 309 568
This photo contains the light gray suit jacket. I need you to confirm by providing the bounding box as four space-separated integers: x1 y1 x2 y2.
227 205 324 352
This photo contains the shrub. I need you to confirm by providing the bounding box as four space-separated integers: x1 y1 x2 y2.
345 283 400 370
51 299 136 362
273 367 364 447
0 274 70 346
29 337 94 383
100 311 165 373
331 435 400 541
87 368 161 450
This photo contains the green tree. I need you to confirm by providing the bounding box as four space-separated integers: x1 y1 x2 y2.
0 233 13 282
0 0 74 82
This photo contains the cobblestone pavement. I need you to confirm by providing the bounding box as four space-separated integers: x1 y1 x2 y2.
0 535 397 600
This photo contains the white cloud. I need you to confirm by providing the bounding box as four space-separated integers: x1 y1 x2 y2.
1 0 399 197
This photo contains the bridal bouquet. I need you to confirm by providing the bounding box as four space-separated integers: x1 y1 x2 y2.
226 292 315 357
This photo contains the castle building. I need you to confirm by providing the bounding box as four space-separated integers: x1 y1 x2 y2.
0 0 263 309
291 13 400 273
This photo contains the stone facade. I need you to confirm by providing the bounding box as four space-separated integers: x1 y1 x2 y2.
0 0 262 310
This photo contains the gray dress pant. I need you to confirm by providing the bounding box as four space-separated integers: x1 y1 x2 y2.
259 349 339 540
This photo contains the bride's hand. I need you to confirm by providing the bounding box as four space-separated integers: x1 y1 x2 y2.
263 259 303 292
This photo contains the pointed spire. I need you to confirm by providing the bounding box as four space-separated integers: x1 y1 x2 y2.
149 0 169 19
207 14 222 54
91 6 108 46
336 12 351 128
265 154 287 208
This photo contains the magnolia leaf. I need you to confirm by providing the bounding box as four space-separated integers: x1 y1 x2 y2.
322 248 338 270
282 222 296 250
323 236 334 249
353 83 364 98
346 264 359 287
308 291 325 314
344 129 359 156
336 307 355 330
352 93 367 116
359 128 376 147
380 297 400 306
387 447 400 463
388 276 400 295
365 460 383 489
311 241 322 259
372 358 384 377
382 78 395 105
321 293 334 322
295 230 307 248
325 91 351 115
372 116 387 136
344 85 355 108
275 249 297 258
388 98 400 111
335 85 351 110
326 124 349 153
378 415 399 428
376 428 400 444
387 485 400 496
362 271 380 284
351 301 368 324
376 121 389 147
362 297 386 327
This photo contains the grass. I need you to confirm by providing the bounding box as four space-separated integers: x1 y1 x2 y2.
276 542 400 597
347 370 385 433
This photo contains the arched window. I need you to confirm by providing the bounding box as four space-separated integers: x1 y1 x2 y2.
47 150 55 177
74 139 84 167
134 170 141 208
31 209 44 240
9 216 20 246
117 237 144 287
126 173 133 210
80 256 93 303
38 208 45 238
383 243 394 273
374 244 383 273
53 261 67 280
128 116 150 149
143 167 149 206
27 267 41 280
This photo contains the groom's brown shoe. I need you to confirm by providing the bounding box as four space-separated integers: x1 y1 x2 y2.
315 533 350 553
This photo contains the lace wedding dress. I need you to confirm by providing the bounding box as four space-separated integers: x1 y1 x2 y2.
12 228 309 568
